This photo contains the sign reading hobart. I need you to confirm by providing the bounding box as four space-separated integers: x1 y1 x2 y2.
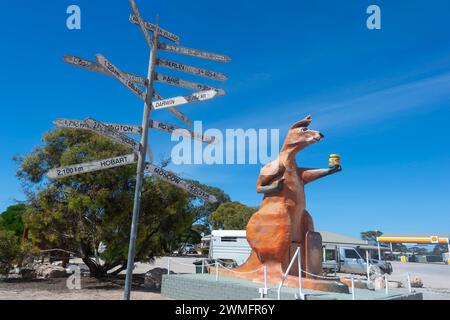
47 154 137 179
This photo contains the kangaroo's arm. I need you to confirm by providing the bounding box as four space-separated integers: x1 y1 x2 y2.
298 166 342 185
256 160 285 194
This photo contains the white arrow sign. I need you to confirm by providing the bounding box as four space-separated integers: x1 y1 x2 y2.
155 73 225 96
152 90 217 110
84 118 141 153
150 120 215 144
153 91 193 126
95 54 147 101
63 55 148 86
129 15 180 44
157 42 230 63
157 58 227 81
145 163 217 203
47 154 137 179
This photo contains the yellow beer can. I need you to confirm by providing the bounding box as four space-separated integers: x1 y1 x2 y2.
329 154 341 168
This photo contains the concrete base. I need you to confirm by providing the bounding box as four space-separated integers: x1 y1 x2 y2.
161 273 423 300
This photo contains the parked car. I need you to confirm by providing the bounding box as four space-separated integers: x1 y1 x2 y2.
323 246 392 275
179 243 197 255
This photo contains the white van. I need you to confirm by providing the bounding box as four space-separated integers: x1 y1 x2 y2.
209 230 252 267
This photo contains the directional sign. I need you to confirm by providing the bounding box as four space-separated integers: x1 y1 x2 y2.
153 91 192 126
155 73 225 96
157 42 230 63
54 118 142 135
129 15 180 44
152 90 217 110
150 120 215 144
145 163 217 203
129 0 153 50
157 58 227 81
47 154 137 179
63 55 147 86
84 118 141 153
96 54 147 101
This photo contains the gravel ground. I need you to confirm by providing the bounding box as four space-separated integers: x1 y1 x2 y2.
1 257 448 300
389 261 450 300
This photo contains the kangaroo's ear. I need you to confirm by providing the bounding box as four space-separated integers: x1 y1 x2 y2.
290 115 312 129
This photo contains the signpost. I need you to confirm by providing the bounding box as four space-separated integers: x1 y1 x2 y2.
96 54 147 101
47 154 137 179
155 73 225 96
54 118 143 135
63 55 193 125
157 58 227 81
152 90 217 110
145 163 217 203
150 119 215 144
84 118 141 153
63 55 148 86
157 42 231 63
129 15 180 44
50 0 229 300
54 118 214 143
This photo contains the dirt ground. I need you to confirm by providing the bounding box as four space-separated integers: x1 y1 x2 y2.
0 275 170 300
1 257 449 300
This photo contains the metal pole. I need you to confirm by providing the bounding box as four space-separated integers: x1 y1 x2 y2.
215 261 219 281
377 242 381 261
385 273 389 296
297 247 303 299
264 265 268 291
201 258 205 274
407 273 412 293
123 17 159 301
366 249 370 285
351 277 355 300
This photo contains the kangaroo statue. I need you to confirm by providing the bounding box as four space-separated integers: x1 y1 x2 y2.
217 115 348 293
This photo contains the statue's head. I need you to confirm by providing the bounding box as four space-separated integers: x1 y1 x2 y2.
283 115 324 153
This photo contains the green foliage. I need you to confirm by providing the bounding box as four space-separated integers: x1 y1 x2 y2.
209 202 254 230
0 204 25 237
17 128 193 277
192 224 210 236
0 228 21 275
360 230 383 242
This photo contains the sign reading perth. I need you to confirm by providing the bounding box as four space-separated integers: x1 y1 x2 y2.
47 154 137 179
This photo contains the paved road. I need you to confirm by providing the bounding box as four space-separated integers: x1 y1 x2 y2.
389 261 450 300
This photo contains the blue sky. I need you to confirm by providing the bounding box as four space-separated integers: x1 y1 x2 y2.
1 0 449 238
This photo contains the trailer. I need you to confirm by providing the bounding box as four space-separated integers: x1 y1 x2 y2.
209 230 252 267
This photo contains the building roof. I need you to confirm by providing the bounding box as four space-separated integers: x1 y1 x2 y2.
377 233 450 244
318 230 368 246
209 230 368 246
211 230 247 237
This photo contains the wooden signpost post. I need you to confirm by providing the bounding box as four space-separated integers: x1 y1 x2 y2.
50 0 229 300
